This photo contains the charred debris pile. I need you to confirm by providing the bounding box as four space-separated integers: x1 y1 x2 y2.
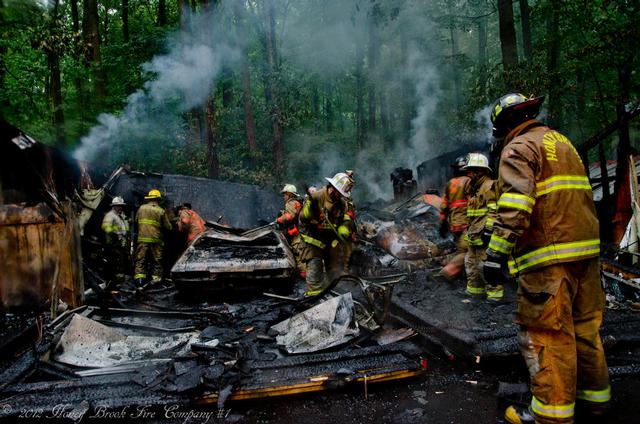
2 122 640 418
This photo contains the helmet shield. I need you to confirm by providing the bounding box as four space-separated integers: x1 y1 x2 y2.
325 173 354 198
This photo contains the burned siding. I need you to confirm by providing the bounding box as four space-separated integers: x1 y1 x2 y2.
107 172 281 229
0 121 84 311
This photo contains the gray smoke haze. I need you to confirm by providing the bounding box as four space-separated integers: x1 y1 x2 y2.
74 10 240 165
283 1 448 201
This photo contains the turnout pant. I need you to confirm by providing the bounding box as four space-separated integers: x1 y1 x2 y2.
465 244 487 295
516 258 610 424
300 239 345 295
134 242 164 282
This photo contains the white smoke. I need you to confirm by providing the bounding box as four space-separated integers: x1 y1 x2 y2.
405 46 442 170
73 11 240 164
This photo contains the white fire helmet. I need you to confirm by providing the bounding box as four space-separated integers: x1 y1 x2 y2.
462 152 492 172
325 172 354 198
281 184 298 196
111 196 126 206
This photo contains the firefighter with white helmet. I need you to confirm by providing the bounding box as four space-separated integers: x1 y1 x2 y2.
101 196 130 281
462 153 500 299
276 184 305 277
298 172 354 295
133 189 172 286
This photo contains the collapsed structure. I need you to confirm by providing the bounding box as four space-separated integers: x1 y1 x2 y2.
0 122 639 420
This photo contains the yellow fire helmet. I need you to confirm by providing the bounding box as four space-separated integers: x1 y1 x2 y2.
144 189 162 199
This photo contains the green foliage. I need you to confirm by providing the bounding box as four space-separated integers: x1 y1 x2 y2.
0 0 637 195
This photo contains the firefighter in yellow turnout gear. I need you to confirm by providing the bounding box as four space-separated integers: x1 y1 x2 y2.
276 184 305 277
298 173 354 296
101 196 130 281
133 189 172 286
462 153 500 299
484 93 610 424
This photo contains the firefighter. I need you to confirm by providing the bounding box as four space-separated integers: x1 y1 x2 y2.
177 203 206 245
276 184 305 277
133 189 172 286
462 153 500 299
298 172 354 296
439 156 471 279
101 196 130 281
339 170 357 273
483 93 610 424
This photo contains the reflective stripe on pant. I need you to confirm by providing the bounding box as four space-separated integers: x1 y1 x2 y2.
465 244 486 295
517 258 609 424
134 242 164 281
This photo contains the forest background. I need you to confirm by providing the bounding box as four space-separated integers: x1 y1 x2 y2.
0 0 638 202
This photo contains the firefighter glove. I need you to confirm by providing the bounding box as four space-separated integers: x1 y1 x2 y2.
483 249 512 286
481 228 492 246
337 225 350 239
439 221 448 238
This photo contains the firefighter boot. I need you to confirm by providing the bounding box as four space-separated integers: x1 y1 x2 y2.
504 405 536 424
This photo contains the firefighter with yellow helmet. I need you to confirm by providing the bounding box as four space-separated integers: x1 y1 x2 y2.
484 93 610 424
298 172 354 295
133 189 172 286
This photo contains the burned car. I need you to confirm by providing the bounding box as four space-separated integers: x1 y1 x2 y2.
171 223 296 292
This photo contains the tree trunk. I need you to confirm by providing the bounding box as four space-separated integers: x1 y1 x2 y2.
234 0 257 169
367 12 378 132
497 0 518 69
312 81 320 133
356 37 365 149
477 16 488 90
47 0 65 147
264 1 284 177
400 28 412 143
546 0 561 127
84 0 105 110
519 0 532 61
122 0 129 42
380 90 389 144
158 0 167 27
449 10 461 109
205 98 219 179
324 80 333 132
70 0 86 132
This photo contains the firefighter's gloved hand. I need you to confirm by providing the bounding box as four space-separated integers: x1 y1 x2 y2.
439 221 448 238
483 249 512 285
337 225 350 239
481 229 492 246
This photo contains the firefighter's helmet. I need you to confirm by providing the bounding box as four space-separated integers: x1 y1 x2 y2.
281 184 298 196
451 155 467 169
490 93 544 137
145 189 162 200
325 172 354 198
462 152 491 171
111 196 126 206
